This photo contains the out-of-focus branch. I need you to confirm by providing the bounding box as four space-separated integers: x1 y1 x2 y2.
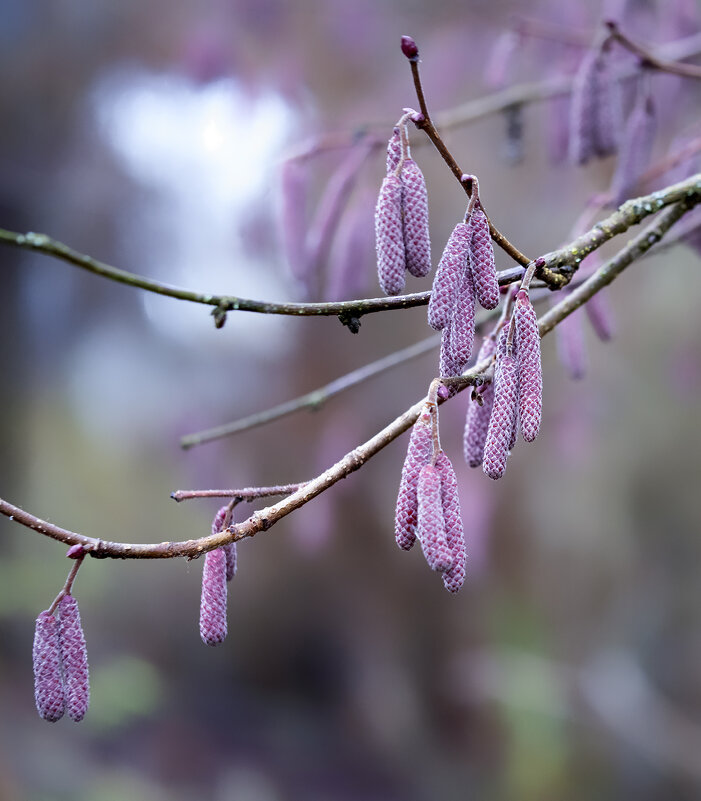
606 20 701 80
2 191 698 559
170 484 306 503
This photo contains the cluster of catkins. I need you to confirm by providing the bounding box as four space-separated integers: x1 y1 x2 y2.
33 593 89 723
427 177 500 383
464 289 543 479
375 120 431 295
395 405 466 593
199 505 238 646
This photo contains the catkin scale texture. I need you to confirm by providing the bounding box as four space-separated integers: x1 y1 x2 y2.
395 411 434 550
428 222 471 330
464 336 498 467
58 595 90 722
435 452 466 593
416 464 453 572
469 206 500 310
401 158 432 278
375 175 406 296
483 330 519 479
448 267 476 371
515 293 543 443
33 611 65 722
200 549 228 645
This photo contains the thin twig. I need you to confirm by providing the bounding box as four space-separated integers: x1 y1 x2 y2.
606 20 701 80
2 196 697 559
47 554 86 615
180 334 441 449
171 484 307 503
407 50 532 269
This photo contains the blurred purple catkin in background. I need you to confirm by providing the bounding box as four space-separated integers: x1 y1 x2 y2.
609 74 657 205
279 158 310 285
326 188 375 300
33 611 65 723
57 595 90 723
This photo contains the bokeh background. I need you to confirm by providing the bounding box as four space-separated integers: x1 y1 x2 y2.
2 1 701 799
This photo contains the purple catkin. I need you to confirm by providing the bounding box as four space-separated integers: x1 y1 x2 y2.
375 174 406 296
609 90 656 205
435 452 466 593
448 267 476 372
395 410 433 550
515 292 543 443
428 222 471 330
386 127 402 174
463 336 498 467
416 464 453 572
307 139 374 291
57 595 89 722
483 328 519 480
585 290 616 341
211 505 238 582
547 92 572 165
555 307 588 380
484 30 520 89
401 158 432 278
200 549 228 645
327 191 374 301
469 205 499 310
569 45 621 165
33 611 65 722
279 159 310 283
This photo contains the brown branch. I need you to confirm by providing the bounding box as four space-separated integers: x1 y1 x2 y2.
406 44 532 269
606 20 701 80
170 484 306 503
2 194 698 560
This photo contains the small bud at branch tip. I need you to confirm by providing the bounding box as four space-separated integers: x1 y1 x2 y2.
401 35 419 61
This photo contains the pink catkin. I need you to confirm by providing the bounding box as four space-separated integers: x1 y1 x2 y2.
585 290 615 341
395 410 433 550
280 159 309 283
212 505 237 582
375 174 406 296
416 464 453 572
448 267 476 372
610 90 656 205
200 549 228 645
435 452 466 593
555 307 587 379
428 222 471 330
33 611 65 722
401 158 432 278
483 328 519 480
57 595 89 722
463 336 498 467
386 127 402 173
515 292 543 443
469 206 500 310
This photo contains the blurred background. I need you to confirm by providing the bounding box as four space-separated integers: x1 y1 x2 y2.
2 0 701 799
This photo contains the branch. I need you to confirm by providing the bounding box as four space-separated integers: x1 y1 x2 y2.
0 227 520 326
606 20 701 80
2 194 698 559
180 333 441 449
404 40 532 269
170 484 306 502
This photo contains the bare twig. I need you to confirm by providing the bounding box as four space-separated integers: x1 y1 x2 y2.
171 484 306 503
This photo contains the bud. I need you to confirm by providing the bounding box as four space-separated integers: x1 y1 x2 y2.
448 267 476 372
395 410 433 550
58 595 90 722
435 452 466 593
200 549 228 645
33 611 65 722
401 35 419 61
483 328 519 479
401 159 432 278
469 205 500 310
515 292 543 443
428 222 471 330
464 336 498 467
66 544 86 559
375 174 406 296
416 464 453 572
